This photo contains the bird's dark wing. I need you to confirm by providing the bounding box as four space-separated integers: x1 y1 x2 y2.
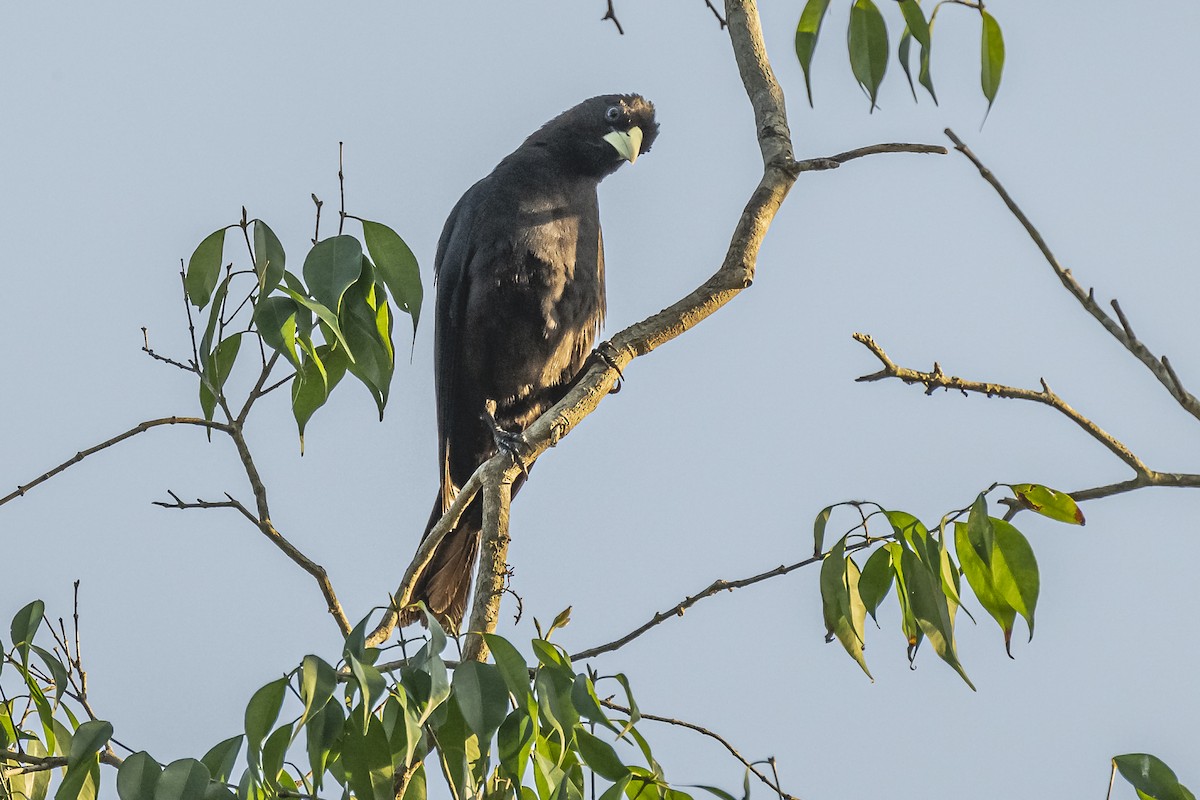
432 179 488 512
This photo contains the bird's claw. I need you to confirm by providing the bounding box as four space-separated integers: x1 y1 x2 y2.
594 341 625 394
483 409 532 478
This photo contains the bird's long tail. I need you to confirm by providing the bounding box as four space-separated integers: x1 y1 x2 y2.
400 495 481 633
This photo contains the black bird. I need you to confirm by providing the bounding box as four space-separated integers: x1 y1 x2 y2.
403 94 659 631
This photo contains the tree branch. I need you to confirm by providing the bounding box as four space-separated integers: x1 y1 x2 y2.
155 491 351 635
462 460 514 662
944 128 1200 422
853 332 1152 475
599 700 799 800
572 555 822 661
1 417 232 508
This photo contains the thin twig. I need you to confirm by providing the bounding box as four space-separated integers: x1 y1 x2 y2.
155 491 350 634
237 351 282 425
794 142 947 175
176 263 202 372
703 0 728 28
945 128 1200 422
337 142 347 236
1 417 232 508
601 0 624 34
311 193 323 246
1 749 124 772
599 700 798 800
572 553 828 661
141 327 197 372
853 332 1152 476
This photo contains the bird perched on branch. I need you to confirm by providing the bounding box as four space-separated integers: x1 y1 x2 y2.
403 94 659 631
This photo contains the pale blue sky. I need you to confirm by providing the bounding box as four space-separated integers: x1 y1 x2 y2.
3 2 1198 797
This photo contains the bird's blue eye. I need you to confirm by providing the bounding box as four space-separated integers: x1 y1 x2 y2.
605 106 621 123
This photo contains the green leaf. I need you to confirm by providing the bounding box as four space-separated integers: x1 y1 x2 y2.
1114 754 1195 800
918 26 937 103
857 546 894 624
898 32 918 102
244 677 287 775
497 709 536 784
989 518 1039 641
304 700 344 791
200 333 242 423
362 220 422 339
340 266 394 419
1010 483 1085 525
575 730 629 782
56 755 100 800
280 288 353 360
847 0 888 112
11 599 45 664
812 505 833 557
482 633 534 708
252 221 286 296
186 228 227 309
452 660 510 742
31 644 68 703
67 720 112 766
155 759 212 800
896 0 929 48
598 776 631 800
899 548 975 690
819 538 871 680
11 738 52 800
347 654 387 732
608 673 640 738
966 494 995 565
298 655 337 732
531 640 572 672
117 751 162 800
980 10 1005 119
303 235 362 314
571 675 619 734
794 0 832 106
200 736 242 784
253 296 301 368
954 521 1016 654
23 670 57 756
260 723 292 787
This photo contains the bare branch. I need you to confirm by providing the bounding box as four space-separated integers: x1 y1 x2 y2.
704 0 728 29
599 700 799 800
141 327 196 372
795 142 947 174
155 491 351 635
1 749 123 772
601 0 624 34
853 332 1152 476
1 417 232 508
573 555 824 660
945 128 1200 421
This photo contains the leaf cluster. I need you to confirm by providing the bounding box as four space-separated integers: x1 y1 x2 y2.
814 483 1084 687
2 606 732 800
184 213 421 450
794 0 1004 115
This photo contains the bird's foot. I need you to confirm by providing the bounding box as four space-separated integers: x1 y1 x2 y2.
483 408 532 478
593 340 625 394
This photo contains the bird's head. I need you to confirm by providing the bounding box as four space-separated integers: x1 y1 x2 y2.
529 94 659 178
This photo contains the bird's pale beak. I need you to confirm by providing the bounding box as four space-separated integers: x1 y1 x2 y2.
603 126 644 164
